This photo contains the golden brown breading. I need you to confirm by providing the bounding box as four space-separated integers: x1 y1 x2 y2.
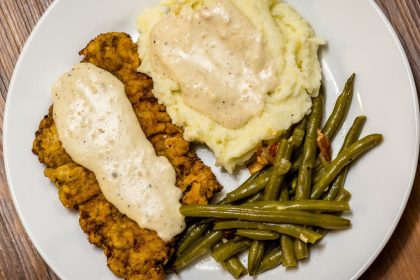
33 86 169 280
33 108 101 209
79 32 221 204
78 32 153 104
45 162 101 209
32 32 222 280
79 194 168 280
32 107 72 168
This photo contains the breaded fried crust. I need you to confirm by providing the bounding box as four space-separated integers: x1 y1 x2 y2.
32 32 221 280
79 32 221 205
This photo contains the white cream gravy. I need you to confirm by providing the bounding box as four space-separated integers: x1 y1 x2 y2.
52 63 185 242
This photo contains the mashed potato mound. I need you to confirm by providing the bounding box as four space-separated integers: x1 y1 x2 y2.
137 0 323 172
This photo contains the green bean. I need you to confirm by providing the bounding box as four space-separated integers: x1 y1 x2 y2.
181 205 350 229
232 236 244 243
296 92 323 200
281 235 297 267
276 175 300 266
324 116 366 201
225 168 271 203
173 231 224 270
176 159 265 261
176 171 264 261
264 139 293 201
289 151 303 174
319 154 330 167
223 257 247 279
177 182 237 257
280 181 291 201
287 120 308 177
316 228 328 239
176 223 211 257
293 239 307 261
178 199 229 232
290 118 308 149
311 133 383 199
214 221 323 244
245 192 264 203
281 175 292 200
323 169 347 201
223 170 261 200
341 116 367 149
248 240 265 275
186 194 232 227
290 129 305 149
290 152 303 173
296 104 324 261
313 165 325 183
336 188 352 202
257 248 282 274
243 200 350 212
293 96 322 257
278 158 292 174
294 239 308 260
322 74 355 140
260 132 293 270
236 229 279 240
317 189 352 238
212 239 251 263
213 241 223 249
235 170 261 191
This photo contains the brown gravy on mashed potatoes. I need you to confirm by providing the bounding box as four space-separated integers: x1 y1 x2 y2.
51 63 185 242
149 0 278 129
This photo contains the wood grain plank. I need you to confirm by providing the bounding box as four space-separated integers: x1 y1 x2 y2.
0 0 418 279
0 1 57 279
376 0 420 94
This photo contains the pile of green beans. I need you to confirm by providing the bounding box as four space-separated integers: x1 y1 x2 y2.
169 74 383 278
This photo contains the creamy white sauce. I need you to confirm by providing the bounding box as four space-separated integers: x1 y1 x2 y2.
149 0 278 129
52 63 185 242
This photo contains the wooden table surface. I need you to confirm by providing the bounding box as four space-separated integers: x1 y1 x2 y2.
0 0 419 279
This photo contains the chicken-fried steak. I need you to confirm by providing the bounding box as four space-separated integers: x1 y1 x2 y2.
32 32 221 280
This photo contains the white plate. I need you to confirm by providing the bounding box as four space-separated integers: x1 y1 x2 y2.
3 0 419 279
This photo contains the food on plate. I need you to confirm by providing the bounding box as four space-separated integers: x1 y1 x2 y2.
171 75 383 277
52 62 185 241
80 33 221 204
32 32 221 279
137 0 324 172
30 0 384 278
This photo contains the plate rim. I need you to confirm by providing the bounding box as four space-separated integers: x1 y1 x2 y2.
2 1 67 279
2 0 419 279
352 0 419 278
